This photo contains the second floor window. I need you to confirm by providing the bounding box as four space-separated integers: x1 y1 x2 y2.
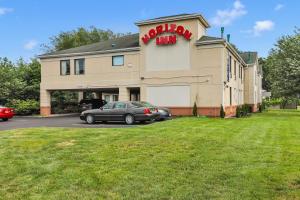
234 60 237 80
75 59 85 75
112 55 124 66
60 60 70 75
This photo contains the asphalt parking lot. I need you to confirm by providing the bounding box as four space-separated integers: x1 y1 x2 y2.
0 115 149 131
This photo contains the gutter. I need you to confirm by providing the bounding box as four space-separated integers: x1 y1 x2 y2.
38 47 141 59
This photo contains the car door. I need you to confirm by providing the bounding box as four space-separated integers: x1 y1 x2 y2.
110 102 127 121
94 102 114 121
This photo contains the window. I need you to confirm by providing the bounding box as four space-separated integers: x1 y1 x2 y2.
112 55 124 66
103 102 114 110
104 95 111 102
229 56 232 78
60 60 70 75
241 68 243 80
229 87 232 106
74 59 85 75
113 102 126 109
113 94 119 102
227 53 230 82
234 60 237 80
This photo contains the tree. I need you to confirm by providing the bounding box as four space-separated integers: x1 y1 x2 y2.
43 26 129 52
0 57 41 114
265 28 300 98
259 57 271 91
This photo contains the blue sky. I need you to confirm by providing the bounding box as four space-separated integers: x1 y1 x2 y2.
0 0 299 61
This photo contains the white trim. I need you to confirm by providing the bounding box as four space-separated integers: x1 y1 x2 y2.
39 47 140 59
135 14 210 28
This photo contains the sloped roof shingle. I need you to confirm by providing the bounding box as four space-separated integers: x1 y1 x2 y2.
39 33 140 58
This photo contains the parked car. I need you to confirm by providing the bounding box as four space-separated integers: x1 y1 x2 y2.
79 99 107 111
0 105 14 121
140 101 171 120
80 101 160 125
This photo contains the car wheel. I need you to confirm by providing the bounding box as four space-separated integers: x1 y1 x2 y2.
86 114 95 124
125 114 135 125
2 118 8 121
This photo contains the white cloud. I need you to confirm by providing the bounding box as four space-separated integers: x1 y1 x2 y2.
253 20 275 36
211 0 247 26
274 4 284 11
24 40 38 50
0 7 13 15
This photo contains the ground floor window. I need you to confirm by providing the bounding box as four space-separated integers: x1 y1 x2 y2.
230 87 232 105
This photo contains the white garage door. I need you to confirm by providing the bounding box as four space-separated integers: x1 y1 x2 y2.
146 86 190 107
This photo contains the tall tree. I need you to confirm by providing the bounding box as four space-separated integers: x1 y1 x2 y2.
43 26 129 52
266 28 300 98
259 57 271 91
0 58 40 105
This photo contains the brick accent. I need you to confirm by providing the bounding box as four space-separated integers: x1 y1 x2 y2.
225 105 238 117
168 106 240 117
40 106 51 116
198 107 220 117
168 107 193 116
246 104 259 113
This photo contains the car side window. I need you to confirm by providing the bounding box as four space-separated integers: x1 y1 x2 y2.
113 102 126 109
102 102 114 110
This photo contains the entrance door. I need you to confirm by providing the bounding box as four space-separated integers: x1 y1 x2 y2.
102 93 119 103
129 88 140 101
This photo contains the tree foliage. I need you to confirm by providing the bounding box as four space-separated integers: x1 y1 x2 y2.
0 58 41 106
263 28 300 98
43 26 130 52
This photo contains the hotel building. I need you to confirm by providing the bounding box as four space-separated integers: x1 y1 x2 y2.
39 13 262 117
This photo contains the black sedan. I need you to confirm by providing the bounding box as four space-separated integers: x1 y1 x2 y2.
139 101 171 120
80 101 160 125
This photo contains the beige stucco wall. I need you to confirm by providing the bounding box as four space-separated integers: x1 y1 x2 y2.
223 49 245 107
138 18 224 107
244 60 262 105
40 16 257 116
40 51 141 91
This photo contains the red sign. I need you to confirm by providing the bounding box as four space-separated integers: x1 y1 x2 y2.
142 23 192 46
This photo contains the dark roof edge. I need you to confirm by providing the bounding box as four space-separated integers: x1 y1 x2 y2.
38 47 140 59
135 13 210 28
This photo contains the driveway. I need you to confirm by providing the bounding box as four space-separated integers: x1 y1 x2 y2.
0 115 148 131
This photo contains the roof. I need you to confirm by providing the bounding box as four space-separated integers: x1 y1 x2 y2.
135 13 210 28
197 35 223 42
239 52 258 64
39 33 140 59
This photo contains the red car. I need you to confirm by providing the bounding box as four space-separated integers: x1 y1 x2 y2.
0 105 14 121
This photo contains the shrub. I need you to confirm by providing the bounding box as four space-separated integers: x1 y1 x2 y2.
236 106 242 118
192 102 198 117
6 99 39 115
220 104 225 118
258 103 263 112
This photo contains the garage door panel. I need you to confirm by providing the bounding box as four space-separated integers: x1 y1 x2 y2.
146 86 190 107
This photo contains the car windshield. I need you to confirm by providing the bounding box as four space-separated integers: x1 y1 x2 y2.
140 101 155 107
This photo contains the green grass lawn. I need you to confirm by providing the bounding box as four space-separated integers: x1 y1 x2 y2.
0 110 299 199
